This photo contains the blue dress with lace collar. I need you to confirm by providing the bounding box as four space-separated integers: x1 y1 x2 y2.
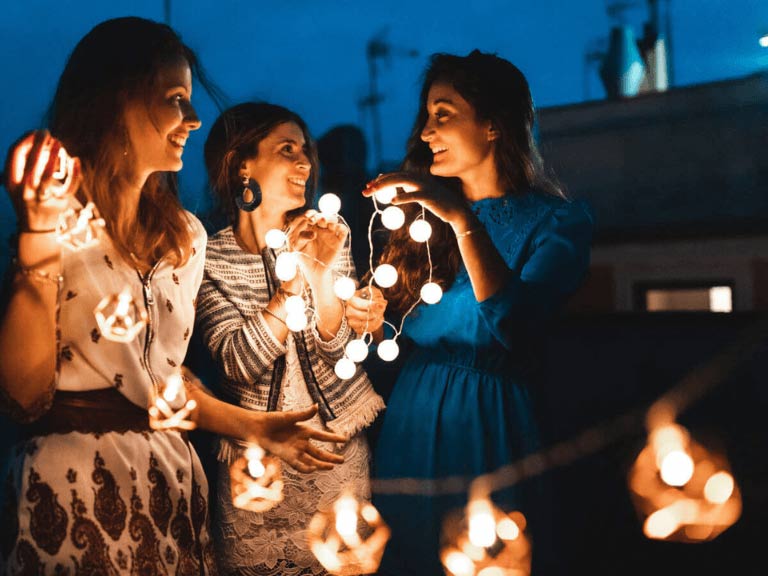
373 192 593 576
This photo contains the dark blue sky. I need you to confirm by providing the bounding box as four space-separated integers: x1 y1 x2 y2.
1 0 767 217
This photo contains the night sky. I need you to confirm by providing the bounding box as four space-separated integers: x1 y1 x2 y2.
1 0 767 218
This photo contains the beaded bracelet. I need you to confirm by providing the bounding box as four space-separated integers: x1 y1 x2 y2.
12 259 63 287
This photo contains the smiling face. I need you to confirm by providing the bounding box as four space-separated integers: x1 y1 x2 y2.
420 81 497 184
245 121 311 214
123 56 201 177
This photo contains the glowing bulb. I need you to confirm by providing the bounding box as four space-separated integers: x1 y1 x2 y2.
644 506 680 539
334 496 360 543
57 202 105 251
760 34 768 48
420 282 443 304
94 288 147 343
468 500 497 549
660 450 694 487
373 264 398 288
333 276 356 300
265 228 287 249
162 373 185 409
275 252 298 281
373 186 397 205
345 339 369 362
704 471 735 504
318 193 341 216
334 357 357 380
443 550 475 576
496 517 520 541
377 339 399 362
247 457 266 479
477 568 506 576
409 219 432 242
286 312 308 332
381 206 405 230
284 295 306 315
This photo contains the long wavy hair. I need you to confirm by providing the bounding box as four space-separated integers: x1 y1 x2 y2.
379 50 564 316
49 16 214 269
204 102 319 227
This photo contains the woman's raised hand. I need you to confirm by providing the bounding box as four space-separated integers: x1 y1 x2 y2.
288 211 348 280
345 285 387 336
249 405 347 473
5 130 81 232
364 172 472 231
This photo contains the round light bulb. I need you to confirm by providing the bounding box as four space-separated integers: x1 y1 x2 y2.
265 228 287 249
284 295 306 315
286 312 308 332
496 517 520 541
381 206 405 230
334 276 357 301
659 450 694 487
377 339 399 361
409 219 432 242
468 500 497 548
443 550 474 576
420 282 443 304
373 264 398 288
345 339 369 362
373 186 397 205
318 193 341 216
275 252 298 282
334 357 357 380
704 471 735 504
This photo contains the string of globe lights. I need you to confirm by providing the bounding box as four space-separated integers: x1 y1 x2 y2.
36 145 753 576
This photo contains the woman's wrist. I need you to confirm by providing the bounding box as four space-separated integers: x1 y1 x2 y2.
450 210 480 236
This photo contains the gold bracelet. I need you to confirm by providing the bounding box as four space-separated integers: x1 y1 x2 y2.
262 307 286 325
12 259 63 287
455 227 481 240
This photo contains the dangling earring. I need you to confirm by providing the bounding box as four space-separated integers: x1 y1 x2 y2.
236 176 262 212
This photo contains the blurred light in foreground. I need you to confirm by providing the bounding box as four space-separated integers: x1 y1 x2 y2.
57 201 105 251
94 287 147 343
230 443 284 512
759 34 768 48
629 423 742 542
441 498 531 576
309 492 390 575
148 373 197 431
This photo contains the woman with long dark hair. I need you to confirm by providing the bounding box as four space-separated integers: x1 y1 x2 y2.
198 102 384 575
365 50 593 575
0 18 344 573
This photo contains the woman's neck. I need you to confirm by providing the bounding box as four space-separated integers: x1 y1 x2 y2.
460 164 506 203
235 206 287 254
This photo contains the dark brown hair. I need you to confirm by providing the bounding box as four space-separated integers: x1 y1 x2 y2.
49 16 211 269
380 50 563 316
204 102 319 227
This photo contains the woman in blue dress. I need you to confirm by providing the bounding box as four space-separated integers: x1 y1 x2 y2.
364 50 593 575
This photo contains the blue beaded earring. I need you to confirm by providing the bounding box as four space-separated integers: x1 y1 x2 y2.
236 177 262 212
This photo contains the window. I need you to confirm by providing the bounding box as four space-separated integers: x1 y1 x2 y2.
635 282 733 313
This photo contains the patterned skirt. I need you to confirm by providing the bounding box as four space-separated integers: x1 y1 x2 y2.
1 429 217 575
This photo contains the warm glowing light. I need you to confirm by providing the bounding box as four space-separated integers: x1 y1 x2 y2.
275 252 298 281
334 357 357 380
57 202 105 251
760 34 768 48
477 568 507 576
468 500 497 549
709 286 732 312
409 219 432 242
373 186 397 205
421 282 443 304
345 339 369 362
377 339 399 362
230 444 284 512
265 228 287 249
373 264 398 288
334 276 357 300
284 295 306 315
443 550 475 576
381 206 405 230
308 496 390 575
496 517 520 541
162 373 184 407
704 472 734 504
94 288 147 343
149 376 197 431
659 450 694 487
318 193 342 216
286 312 308 332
